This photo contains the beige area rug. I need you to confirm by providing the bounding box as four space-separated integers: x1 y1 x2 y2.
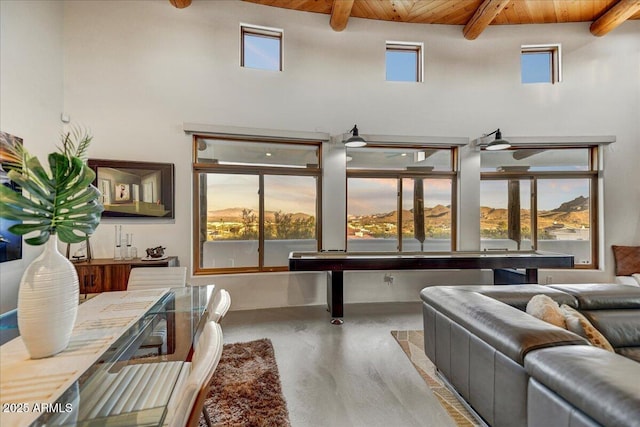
199 338 291 427
391 330 480 427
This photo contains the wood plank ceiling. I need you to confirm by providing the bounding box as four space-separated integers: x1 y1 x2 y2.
229 0 640 39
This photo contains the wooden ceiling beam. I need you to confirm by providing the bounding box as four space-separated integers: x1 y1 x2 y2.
169 0 192 8
590 0 640 36
330 0 355 31
463 0 511 40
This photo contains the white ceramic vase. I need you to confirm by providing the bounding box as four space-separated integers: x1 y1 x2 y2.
18 235 79 359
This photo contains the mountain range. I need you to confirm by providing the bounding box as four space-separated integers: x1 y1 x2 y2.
208 196 589 231
207 208 312 222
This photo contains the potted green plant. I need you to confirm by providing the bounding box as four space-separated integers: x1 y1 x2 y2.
0 127 103 358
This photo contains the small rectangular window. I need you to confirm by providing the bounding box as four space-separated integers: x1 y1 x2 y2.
386 42 423 82
480 148 591 172
196 138 318 168
521 44 561 84
347 146 452 171
241 24 283 71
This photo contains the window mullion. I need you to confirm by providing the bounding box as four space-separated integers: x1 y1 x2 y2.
198 173 207 269
316 175 322 251
531 178 538 250
397 177 403 252
590 175 598 269
258 174 265 270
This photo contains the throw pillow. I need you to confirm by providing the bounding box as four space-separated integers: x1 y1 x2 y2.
560 304 615 352
612 245 640 276
526 294 566 329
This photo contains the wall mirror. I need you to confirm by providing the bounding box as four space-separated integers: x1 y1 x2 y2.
88 159 175 219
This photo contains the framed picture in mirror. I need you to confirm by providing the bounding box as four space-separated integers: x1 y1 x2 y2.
88 159 175 219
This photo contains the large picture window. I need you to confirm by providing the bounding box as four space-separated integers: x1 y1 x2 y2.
193 136 321 274
346 145 457 252
480 146 598 268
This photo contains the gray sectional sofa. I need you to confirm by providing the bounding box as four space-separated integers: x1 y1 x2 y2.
420 283 640 427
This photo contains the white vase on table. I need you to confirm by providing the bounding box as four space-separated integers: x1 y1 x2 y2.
18 235 79 359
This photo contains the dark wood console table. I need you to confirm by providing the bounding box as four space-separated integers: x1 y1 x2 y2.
289 250 574 324
73 256 179 294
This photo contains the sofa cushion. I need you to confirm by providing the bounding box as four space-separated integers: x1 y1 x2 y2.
616 347 640 363
526 295 566 329
580 309 640 349
549 283 640 309
561 305 615 352
453 284 578 311
525 346 640 427
612 245 640 276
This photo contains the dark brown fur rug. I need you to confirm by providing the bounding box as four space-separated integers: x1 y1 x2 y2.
199 338 291 427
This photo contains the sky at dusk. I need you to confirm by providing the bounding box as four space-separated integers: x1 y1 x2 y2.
348 178 452 216
481 179 590 211
206 174 316 215
244 34 280 71
207 173 587 218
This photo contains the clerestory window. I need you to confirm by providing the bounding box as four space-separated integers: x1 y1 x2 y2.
386 42 423 82
521 44 561 84
241 24 283 71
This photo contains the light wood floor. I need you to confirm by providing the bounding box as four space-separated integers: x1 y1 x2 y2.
220 302 457 427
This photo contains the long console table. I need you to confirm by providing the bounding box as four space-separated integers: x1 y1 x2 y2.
288 250 574 324
72 256 179 294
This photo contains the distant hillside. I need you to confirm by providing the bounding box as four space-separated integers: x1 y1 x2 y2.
207 207 246 222
208 196 589 234
207 208 313 222
346 196 589 236
349 205 452 222
480 196 589 233
552 195 589 212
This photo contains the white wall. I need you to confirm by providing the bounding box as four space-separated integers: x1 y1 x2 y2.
0 1 64 313
2 0 638 311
